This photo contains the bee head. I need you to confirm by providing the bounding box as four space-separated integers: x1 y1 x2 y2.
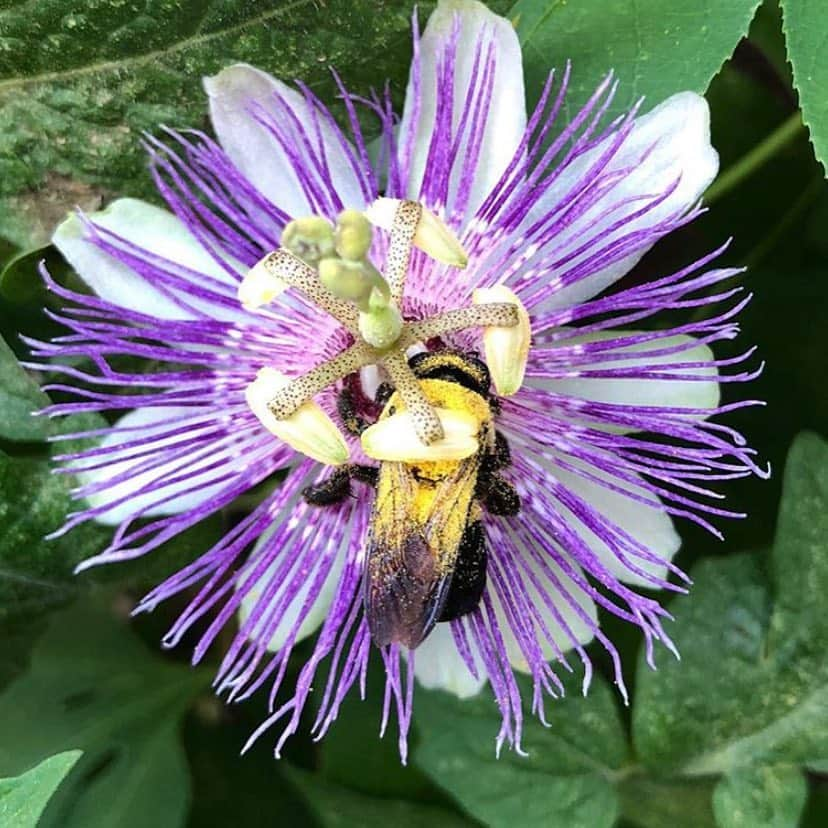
407 350 491 400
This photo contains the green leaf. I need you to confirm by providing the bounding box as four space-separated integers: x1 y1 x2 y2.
633 432 828 776
617 775 718 828
0 0 425 249
512 0 761 122
0 600 208 828
413 671 627 828
317 656 449 803
712 765 807 828
0 334 51 442
0 751 82 828
781 0 828 173
286 766 475 828
0 451 109 620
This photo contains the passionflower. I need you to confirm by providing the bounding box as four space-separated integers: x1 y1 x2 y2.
31 0 765 760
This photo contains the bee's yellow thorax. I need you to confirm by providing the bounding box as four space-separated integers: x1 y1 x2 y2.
380 378 491 524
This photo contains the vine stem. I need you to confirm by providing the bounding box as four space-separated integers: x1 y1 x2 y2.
704 112 805 205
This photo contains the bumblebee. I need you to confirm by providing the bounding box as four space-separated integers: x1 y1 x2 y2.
302 350 520 649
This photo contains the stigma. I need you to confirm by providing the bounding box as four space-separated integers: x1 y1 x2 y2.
240 199 531 464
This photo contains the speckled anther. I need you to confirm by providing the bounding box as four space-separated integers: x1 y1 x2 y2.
381 350 445 444
265 343 374 420
406 302 519 341
365 197 469 271
383 200 422 304
247 368 350 466
252 250 359 332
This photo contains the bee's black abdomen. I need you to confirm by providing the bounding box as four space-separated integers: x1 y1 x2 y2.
439 521 487 622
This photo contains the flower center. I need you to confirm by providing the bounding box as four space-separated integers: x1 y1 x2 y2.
240 199 531 464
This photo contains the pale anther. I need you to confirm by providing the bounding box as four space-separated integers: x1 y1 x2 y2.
247 368 350 466
473 286 531 396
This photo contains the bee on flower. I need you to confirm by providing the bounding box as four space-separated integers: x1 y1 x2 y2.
32 0 765 760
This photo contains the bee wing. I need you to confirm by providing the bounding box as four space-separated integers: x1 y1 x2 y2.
364 457 480 649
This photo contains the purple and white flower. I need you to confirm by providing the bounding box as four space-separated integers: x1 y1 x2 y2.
31 0 765 759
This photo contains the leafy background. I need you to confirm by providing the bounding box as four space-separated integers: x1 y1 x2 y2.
0 0 826 825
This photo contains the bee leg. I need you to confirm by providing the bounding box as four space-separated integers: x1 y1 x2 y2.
439 521 487 622
302 463 379 506
374 381 395 410
480 474 521 516
350 464 379 488
491 430 512 471
302 466 353 505
337 386 369 436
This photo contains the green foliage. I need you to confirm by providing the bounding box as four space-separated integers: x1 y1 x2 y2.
287 766 475 827
414 671 627 828
0 600 208 828
0 450 109 620
511 0 762 119
712 765 807 828
780 0 828 172
0 751 81 828
0 0 426 249
0 333 51 441
631 433 828 827
634 433 828 776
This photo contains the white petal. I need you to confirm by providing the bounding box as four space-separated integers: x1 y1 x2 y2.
204 64 366 218
76 407 228 526
400 0 526 219
492 546 597 672
533 92 719 311
413 623 486 698
533 332 721 411
551 461 681 588
53 198 242 321
237 529 347 653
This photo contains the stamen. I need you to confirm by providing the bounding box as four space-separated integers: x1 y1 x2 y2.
238 257 288 310
473 287 531 397
243 200 528 462
383 199 422 305
406 302 519 341
250 249 359 332
266 342 374 419
362 407 479 462
381 351 446 444
247 368 350 466
366 197 469 272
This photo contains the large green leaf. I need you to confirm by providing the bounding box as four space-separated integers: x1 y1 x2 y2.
413 671 627 828
0 0 424 249
511 0 762 121
286 766 475 828
712 765 807 828
0 751 81 828
0 451 109 620
634 432 828 776
781 0 828 172
0 333 51 442
0 600 208 828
